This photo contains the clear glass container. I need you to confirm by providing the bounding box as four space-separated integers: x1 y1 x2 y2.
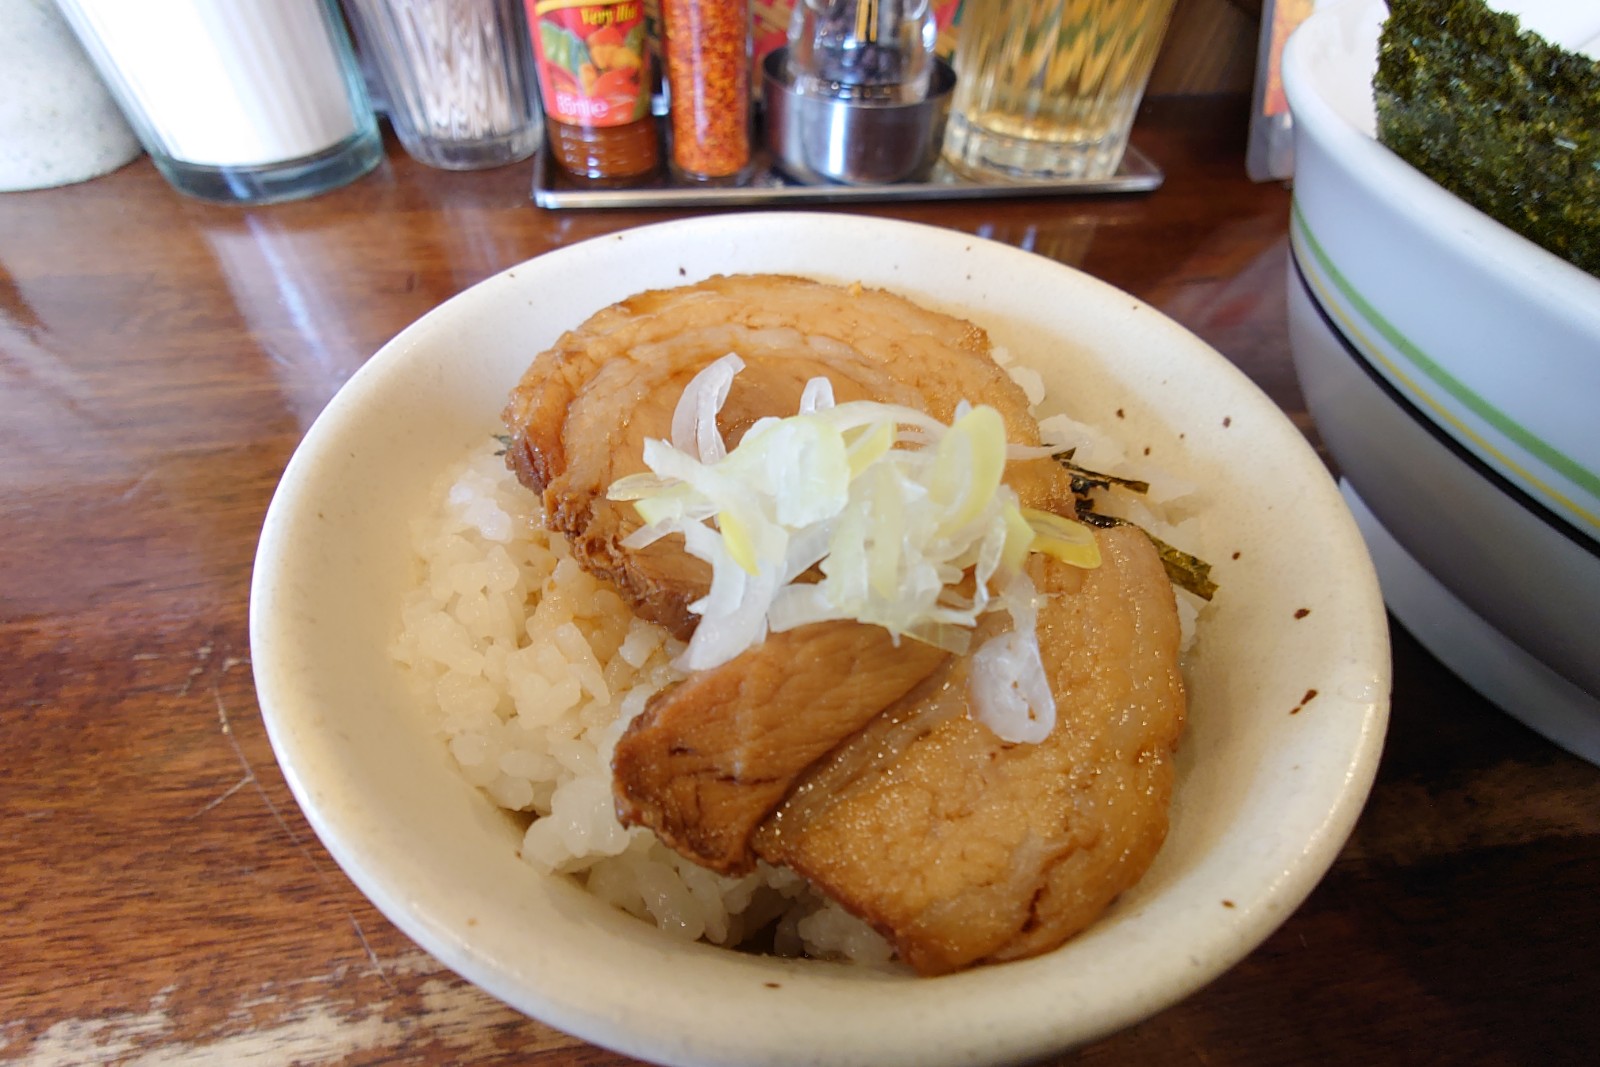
785 0 936 103
660 0 755 183
342 0 544 171
942 0 1175 182
54 0 382 204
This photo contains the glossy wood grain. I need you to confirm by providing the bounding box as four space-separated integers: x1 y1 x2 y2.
3 98 1595 1066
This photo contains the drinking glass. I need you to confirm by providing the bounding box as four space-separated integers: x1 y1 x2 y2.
55 0 382 203
942 0 1175 182
343 0 543 170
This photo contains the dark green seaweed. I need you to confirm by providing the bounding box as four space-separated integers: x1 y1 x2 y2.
1056 451 1217 601
1149 538 1218 603
1054 455 1151 497
1375 0 1600 277
1077 507 1218 602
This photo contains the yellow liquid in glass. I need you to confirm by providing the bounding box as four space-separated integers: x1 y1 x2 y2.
943 0 1175 181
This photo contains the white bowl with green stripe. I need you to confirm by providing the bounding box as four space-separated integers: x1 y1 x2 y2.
1285 0 1600 541
1282 0 1600 757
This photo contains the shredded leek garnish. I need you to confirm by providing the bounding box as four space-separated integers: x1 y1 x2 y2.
606 354 1104 744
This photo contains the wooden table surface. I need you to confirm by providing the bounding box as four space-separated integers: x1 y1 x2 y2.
4 98 1596 1066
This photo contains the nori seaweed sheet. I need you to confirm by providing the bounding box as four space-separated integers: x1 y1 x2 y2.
1375 0 1600 277
1054 451 1217 601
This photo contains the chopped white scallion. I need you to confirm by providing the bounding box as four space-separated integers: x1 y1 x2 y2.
606 360 1103 743
671 353 744 462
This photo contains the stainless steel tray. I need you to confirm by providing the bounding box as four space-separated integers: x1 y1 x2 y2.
530 143 1163 210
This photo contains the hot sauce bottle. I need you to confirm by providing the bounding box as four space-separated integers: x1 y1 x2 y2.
526 0 659 181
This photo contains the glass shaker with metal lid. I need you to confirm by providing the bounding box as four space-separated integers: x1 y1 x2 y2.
785 0 937 104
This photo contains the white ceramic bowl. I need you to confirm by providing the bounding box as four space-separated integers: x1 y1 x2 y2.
251 213 1389 1067
1284 0 1600 541
1283 0 1600 759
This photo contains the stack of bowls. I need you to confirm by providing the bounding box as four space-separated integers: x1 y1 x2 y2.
1282 0 1600 761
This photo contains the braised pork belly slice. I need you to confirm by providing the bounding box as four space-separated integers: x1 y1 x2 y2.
612 620 950 876
752 527 1186 976
501 273 1043 638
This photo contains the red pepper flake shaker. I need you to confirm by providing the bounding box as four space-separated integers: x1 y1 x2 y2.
659 0 753 183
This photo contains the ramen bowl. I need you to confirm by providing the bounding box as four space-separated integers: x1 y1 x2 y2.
1282 0 1600 760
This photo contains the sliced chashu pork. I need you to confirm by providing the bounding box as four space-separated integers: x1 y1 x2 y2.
503 274 1187 974
609 456 1084 882
612 621 950 875
501 273 1046 637
751 526 1186 975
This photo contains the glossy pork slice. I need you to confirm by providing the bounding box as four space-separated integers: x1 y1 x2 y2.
501 274 1044 637
752 527 1186 976
612 621 950 875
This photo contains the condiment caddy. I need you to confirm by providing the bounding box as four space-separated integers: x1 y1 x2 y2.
530 134 1162 209
527 0 1163 209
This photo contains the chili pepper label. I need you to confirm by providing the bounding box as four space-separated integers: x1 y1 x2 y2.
527 0 650 127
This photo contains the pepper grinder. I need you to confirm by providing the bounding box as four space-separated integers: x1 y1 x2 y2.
786 0 936 104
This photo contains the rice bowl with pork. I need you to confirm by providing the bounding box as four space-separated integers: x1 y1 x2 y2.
250 212 1389 1067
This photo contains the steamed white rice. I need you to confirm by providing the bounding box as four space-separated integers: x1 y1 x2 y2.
389 361 1208 967
389 443 897 965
